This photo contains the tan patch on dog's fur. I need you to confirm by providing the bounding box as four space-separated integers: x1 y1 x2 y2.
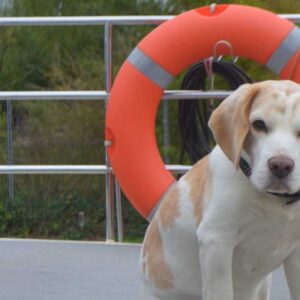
251 87 286 118
142 219 173 290
266 104 285 117
184 155 211 224
158 184 180 230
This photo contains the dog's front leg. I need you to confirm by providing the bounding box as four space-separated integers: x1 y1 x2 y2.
198 225 236 300
284 245 300 300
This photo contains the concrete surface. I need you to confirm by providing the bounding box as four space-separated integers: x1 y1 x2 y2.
0 239 290 300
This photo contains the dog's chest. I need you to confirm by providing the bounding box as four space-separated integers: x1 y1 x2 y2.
233 210 300 279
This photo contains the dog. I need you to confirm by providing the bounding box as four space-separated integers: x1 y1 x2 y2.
140 80 300 300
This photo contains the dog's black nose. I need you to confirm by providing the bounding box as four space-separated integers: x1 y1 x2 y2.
268 156 294 179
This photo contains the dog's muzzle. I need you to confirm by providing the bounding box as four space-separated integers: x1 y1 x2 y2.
239 157 300 205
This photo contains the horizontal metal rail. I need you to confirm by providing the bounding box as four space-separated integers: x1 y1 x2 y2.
0 165 191 174
0 14 299 26
0 16 173 26
0 90 231 100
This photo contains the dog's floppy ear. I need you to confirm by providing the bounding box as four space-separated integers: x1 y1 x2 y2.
208 83 260 168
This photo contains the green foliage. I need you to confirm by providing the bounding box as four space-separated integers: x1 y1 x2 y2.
122 197 148 242
0 0 297 241
0 182 105 239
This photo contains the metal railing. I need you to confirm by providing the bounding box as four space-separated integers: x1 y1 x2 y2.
0 90 232 100
0 165 192 174
0 14 299 26
0 13 299 243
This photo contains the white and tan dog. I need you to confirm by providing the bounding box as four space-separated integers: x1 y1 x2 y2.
140 80 300 300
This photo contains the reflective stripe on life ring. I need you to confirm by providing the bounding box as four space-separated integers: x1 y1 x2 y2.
127 47 174 89
105 4 300 220
266 27 300 74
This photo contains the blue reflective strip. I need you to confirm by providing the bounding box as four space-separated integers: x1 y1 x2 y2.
127 47 174 89
266 27 300 74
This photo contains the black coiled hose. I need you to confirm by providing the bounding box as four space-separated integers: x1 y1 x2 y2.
178 60 253 164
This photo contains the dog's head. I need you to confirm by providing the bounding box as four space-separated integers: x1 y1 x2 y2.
209 80 300 195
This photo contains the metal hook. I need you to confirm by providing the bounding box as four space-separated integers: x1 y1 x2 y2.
213 40 238 63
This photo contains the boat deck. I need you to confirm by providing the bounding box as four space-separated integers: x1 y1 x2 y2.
0 238 289 299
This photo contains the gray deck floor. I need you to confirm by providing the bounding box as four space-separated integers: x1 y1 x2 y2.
0 238 290 300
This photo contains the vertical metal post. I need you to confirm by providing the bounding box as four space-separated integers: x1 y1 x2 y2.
115 180 123 242
162 101 170 164
104 21 115 243
6 100 14 200
104 23 124 243
104 22 124 242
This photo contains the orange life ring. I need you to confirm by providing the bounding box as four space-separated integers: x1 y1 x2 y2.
105 4 300 220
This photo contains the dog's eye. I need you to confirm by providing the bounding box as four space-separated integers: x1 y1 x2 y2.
252 120 267 132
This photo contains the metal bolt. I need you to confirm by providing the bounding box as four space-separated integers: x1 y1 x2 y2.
104 140 112 147
210 3 216 13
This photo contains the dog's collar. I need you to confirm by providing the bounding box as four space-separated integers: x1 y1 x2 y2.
239 157 252 177
239 157 300 205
